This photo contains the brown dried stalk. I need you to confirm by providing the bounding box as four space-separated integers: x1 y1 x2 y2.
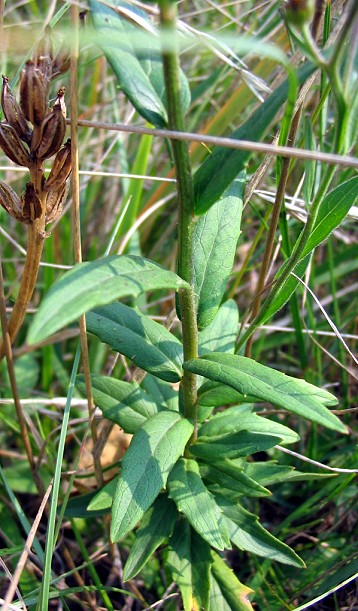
0 29 71 360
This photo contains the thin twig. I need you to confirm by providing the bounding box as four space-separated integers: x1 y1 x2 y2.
70 3 103 488
2 480 53 611
66 118 358 169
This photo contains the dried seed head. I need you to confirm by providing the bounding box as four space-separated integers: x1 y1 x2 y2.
20 60 49 126
0 180 23 220
45 138 72 191
53 86 67 118
46 179 69 224
1 76 32 144
34 26 53 80
0 122 32 166
31 104 66 160
52 48 71 79
20 182 42 223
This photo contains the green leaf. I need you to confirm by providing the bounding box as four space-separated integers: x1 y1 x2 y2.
27 255 188 344
243 461 335 486
215 495 305 567
86 302 183 382
199 459 271 498
198 300 239 355
123 494 177 581
89 0 190 127
210 551 254 611
184 353 347 433
194 62 315 214
256 177 358 324
110 411 193 542
64 489 112 518
76 374 162 434
88 477 118 511
198 404 299 445
141 374 179 412
198 382 257 407
193 175 244 328
301 176 358 259
167 458 230 551
189 430 281 461
167 520 212 611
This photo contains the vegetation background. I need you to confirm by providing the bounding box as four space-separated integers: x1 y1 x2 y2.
0 0 357 609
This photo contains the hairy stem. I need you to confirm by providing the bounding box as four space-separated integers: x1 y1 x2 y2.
160 0 198 428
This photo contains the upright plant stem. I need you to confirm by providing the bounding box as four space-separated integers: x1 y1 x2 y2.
159 0 198 426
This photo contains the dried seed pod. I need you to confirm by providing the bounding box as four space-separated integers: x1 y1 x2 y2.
34 26 53 80
45 139 72 190
0 180 23 220
20 60 49 126
46 179 69 224
0 122 32 166
52 48 71 79
1 76 32 144
53 86 66 118
20 182 42 223
32 105 66 160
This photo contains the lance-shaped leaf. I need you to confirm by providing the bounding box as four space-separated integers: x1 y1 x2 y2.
193 173 245 329
167 458 230 550
194 62 316 214
193 175 244 329
88 477 118 511
110 411 193 542
215 495 304 567
190 430 280 462
210 551 254 611
198 404 299 445
76 374 162 434
89 0 190 127
183 353 347 433
27 255 188 344
243 461 334 486
142 374 179 412
198 300 239 355
123 494 177 581
199 459 271 498
86 302 183 382
256 176 358 325
167 520 212 611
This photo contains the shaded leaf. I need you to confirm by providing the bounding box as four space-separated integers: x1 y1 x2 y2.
27 255 188 344
123 494 177 581
167 458 230 550
190 430 280 461
88 477 118 511
198 404 299 444
216 495 305 567
167 520 212 611
76 374 162 434
210 551 254 611
141 374 179 412
86 302 183 382
243 461 335 486
110 412 193 542
184 353 346 433
193 174 244 328
198 300 239 355
199 459 271 497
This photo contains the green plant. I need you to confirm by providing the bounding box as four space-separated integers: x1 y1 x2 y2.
1 1 357 609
